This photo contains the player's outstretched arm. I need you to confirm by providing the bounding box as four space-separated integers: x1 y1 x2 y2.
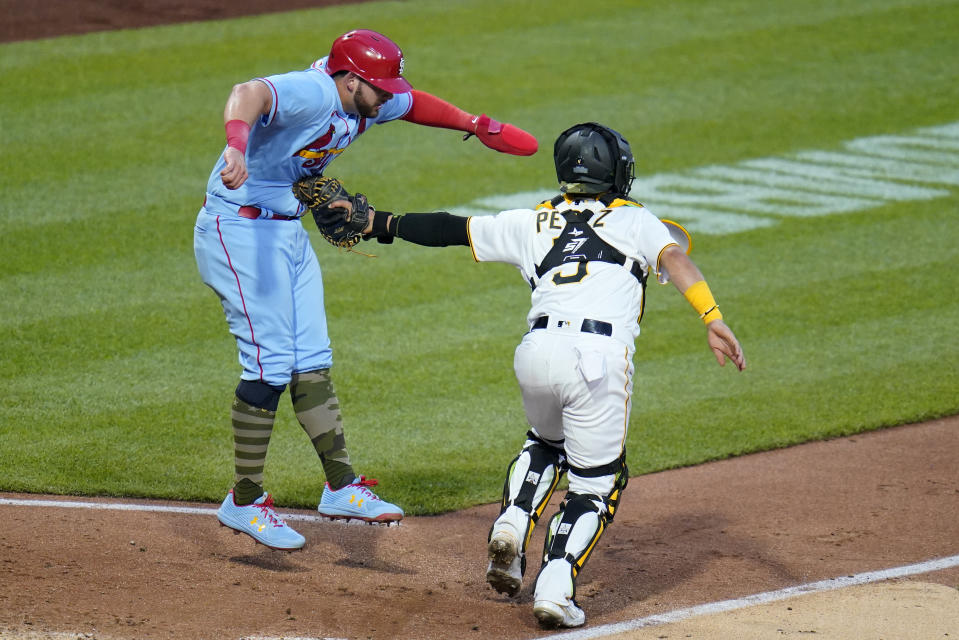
362 210 470 247
219 81 273 189
660 245 746 371
400 90 538 156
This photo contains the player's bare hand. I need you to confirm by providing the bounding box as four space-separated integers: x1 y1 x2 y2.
706 320 746 371
360 207 379 234
220 147 248 190
329 198 353 217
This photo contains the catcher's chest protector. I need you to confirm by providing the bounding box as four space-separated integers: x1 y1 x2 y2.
532 210 646 289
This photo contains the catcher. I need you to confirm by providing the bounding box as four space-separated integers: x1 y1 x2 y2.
315 124 746 628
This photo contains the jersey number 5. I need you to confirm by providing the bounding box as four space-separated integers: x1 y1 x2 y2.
552 262 588 285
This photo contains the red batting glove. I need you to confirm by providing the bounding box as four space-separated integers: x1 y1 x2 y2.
466 114 538 156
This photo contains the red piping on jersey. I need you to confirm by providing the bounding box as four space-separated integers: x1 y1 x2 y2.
394 91 413 120
256 77 280 126
216 216 264 380
332 112 351 147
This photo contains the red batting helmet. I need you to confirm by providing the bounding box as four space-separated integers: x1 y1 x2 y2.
326 29 412 94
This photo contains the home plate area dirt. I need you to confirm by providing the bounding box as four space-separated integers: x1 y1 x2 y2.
1 417 957 639
1 3 958 639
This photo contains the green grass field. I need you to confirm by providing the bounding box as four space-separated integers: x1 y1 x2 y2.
1 0 957 514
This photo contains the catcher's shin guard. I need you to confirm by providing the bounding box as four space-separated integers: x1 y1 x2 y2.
490 430 567 553
540 493 606 582
536 455 629 601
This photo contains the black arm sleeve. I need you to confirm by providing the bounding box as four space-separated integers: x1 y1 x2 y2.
392 212 470 247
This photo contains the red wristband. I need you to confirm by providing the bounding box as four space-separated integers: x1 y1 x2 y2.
225 119 250 153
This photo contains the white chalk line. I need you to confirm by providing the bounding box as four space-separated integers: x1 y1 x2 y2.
526 553 959 640
3 497 956 639
0 496 325 523
0 499 358 640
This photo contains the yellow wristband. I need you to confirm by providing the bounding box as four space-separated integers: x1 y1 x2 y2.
683 280 723 324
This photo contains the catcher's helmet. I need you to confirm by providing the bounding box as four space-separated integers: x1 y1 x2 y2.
554 123 635 196
326 29 412 94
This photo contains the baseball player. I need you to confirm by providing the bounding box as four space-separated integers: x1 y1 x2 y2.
358 122 746 626
194 29 538 551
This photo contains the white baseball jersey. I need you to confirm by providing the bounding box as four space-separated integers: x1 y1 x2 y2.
467 196 679 347
467 195 680 479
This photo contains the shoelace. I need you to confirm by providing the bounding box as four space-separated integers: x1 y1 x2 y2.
349 475 382 501
255 494 286 528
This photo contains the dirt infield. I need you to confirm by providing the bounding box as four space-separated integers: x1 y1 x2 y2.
2 4 957 639
0 0 379 43
2 417 957 639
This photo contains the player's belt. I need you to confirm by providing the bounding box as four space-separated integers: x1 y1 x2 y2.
238 206 298 221
531 316 613 337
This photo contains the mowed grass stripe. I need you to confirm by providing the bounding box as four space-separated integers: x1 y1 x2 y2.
1 0 957 511
0 254 207 327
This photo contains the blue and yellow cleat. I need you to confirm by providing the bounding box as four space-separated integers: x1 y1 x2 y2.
216 490 306 551
317 475 404 524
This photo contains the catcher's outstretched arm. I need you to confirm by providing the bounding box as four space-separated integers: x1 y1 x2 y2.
367 211 469 247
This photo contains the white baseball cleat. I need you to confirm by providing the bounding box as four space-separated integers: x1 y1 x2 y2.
533 559 586 627
486 531 523 596
533 599 586 628
216 490 305 551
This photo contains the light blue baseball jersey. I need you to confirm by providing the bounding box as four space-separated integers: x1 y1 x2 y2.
195 57 413 384
203 56 413 218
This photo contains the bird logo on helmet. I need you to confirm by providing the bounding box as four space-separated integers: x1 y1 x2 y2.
326 29 413 94
553 123 635 197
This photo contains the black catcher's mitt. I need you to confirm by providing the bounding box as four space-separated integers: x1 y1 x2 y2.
292 176 371 249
